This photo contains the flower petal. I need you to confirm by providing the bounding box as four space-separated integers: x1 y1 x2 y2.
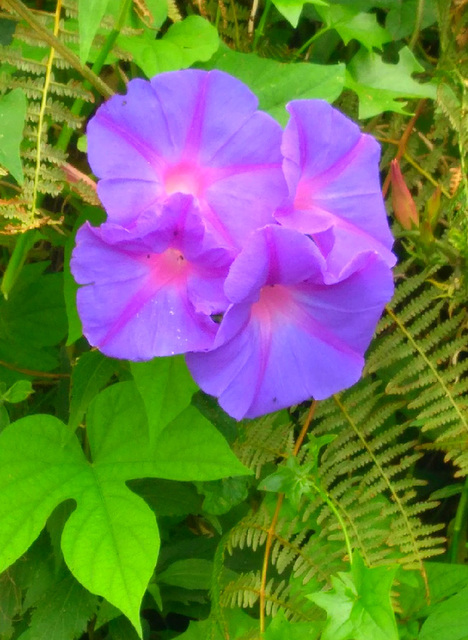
71 218 227 360
87 70 287 248
277 100 395 267
187 226 394 419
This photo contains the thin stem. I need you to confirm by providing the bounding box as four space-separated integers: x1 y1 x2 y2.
297 26 330 56
293 401 317 455
450 477 468 563
0 359 69 378
309 480 354 565
259 400 317 633
248 0 260 38
259 494 284 633
30 0 62 220
4 0 114 98
382 99 426 197
409 0 425 50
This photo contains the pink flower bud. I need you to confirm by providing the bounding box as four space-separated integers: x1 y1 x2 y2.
390 159 419 230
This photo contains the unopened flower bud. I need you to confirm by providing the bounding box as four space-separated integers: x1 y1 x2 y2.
390 159 419 230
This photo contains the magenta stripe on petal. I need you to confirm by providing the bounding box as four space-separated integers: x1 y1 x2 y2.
278 100 395 269
86 70 287 249
187 225 394 420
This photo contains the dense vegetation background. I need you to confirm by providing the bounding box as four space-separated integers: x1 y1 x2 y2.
0 0 467 638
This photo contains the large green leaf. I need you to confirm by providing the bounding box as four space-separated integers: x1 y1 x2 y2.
206 47 345 125
0 381 248 633
118 16 219 77
0 403 157 636
131 356 197 444
309 553 399 640
0 88 27 184
345 46 437 118
152 405 251 481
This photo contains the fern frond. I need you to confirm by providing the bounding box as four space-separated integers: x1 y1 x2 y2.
298 381 445 579
220 571 313 621
233 415 293 478
367 271 468 475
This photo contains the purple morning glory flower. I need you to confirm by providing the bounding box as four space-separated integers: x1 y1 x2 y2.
87 69 287 251
71 195 231 360
186 225 394 420
277 100 396 273
72 70 395 418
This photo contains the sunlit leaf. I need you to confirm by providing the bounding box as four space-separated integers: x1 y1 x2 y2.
0 381 248 634
316 4 391 50
345 46 437 118
206 46 345 125
118 16 219 76
131 356 197 444
309 553 399 640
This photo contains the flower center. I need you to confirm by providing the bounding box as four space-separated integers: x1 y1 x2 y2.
252 284 292 324
164 162 203 197
146 248 188 287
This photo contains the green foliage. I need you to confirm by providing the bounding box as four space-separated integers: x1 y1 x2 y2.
385 0 438 40
0 262 67 379
68 349 117 429
207 46 345 125
0 2 94 228
0 381 248 634
345 47 437 119
0 88 27 184
367 267 468 476
419 586 468 640
309 553 399 640
271 0 328 29
315 3 392 50
16 573 98 640
118 15 219 76
131 356 198 444
78 0 113 63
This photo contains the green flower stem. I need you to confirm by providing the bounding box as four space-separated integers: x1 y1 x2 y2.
409 0 425 50
297 26 330 56
56 0 133 153
309 479 354 566
450 477 468 563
